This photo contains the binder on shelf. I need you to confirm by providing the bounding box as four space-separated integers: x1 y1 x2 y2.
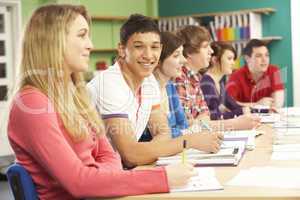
223 15 230 41
249 12 262 39
209 21 217 41
232 14 240 40
214 16 221 41
237 14 243 39
242 13 250 39
219 15 225 41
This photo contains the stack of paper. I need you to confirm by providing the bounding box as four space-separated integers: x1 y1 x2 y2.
273 128 300 144
271 108 300 160
171 167 223 192
280 107 300 117
273 117 300 128
272 143 300 160
157 144 245 166
227 167 300 189
259 113 281 123
273 144 300 152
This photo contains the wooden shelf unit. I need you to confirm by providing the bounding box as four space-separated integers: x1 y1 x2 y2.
159 8 276 20
91 16 128 22
91 16 158 22
220 36 283 44
90 8 281 54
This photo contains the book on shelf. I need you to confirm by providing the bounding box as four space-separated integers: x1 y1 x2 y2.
249 12 262 39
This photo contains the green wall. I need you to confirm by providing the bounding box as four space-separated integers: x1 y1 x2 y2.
21 0 158 76
159 0 293 106
81 0 158 71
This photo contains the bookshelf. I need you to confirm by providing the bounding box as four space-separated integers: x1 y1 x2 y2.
158 8 282 69
159 8 276 19
90 14 158 53
90 8 282 69
91 16 128 22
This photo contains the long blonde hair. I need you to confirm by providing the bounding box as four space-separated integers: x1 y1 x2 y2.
16 4 103 140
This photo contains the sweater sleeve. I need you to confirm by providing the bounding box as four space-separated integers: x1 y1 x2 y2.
8 90 169 198
224 91 243 118
201 76 243 120
226 73 241 101
271 66 284 91
92 136 122 171
200 77 222 120
167 82 189 138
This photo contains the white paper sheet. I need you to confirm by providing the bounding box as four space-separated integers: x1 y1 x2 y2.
171 167 223 192
271 152 300 160
227 167 300 189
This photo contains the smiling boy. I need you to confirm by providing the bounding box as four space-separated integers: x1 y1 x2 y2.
88 14 222 167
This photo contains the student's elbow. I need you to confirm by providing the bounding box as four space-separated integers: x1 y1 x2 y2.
121 150 157 168
63 180 90 198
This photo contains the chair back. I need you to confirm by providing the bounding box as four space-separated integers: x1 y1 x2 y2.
6 163 38 200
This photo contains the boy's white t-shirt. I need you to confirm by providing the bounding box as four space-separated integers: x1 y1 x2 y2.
87 62 161 140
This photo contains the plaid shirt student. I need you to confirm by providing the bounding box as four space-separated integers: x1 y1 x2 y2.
175 65 210 121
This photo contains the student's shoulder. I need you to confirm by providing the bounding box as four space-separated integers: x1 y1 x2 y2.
91 64 122 82
229 66 248 79
144 73 158 84
268 64 281 72
16 86 48 103
88 63 126 90
11 86 53 113
200 74 214 83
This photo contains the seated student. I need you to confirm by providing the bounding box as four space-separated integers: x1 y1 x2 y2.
7 5 196 199
175 25 260 130
153 32 222 138
226 39 285 110
153 32 188 138
200 42 250 120
88 14 223 168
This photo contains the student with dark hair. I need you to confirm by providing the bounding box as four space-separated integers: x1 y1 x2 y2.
175 25 260 130
226 39 284 109
153 32 188 138
200 42 250 120
88 14 221 168
153 32 223 148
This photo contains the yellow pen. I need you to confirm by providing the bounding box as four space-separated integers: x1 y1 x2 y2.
182 140 187 164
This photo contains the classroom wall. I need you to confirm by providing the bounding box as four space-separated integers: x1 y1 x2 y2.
21 0 158 74
80 0 158 71
159 0 293 106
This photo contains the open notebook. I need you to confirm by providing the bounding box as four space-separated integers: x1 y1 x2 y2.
223 130 257 150
157 143 245 166
171 167 223 192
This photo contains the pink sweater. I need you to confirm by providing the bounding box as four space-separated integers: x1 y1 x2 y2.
7 87 169 200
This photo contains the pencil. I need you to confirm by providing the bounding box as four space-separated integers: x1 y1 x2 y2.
182 140 187 164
